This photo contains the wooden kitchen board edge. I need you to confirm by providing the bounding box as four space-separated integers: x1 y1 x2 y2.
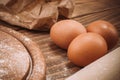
71 0 120 18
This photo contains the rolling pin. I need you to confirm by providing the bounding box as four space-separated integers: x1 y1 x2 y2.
66 47 120 80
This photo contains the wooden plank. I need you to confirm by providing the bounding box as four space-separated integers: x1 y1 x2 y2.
75 0 95 4
46 67 80 80
71 0 120 18
73 7 120 26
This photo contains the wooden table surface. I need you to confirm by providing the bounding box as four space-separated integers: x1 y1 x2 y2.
0 0 120 80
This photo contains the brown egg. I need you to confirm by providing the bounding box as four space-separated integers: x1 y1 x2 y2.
68 32 108 67
50 20 86 49
87 20 119 50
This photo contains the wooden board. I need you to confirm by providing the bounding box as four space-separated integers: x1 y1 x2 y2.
0 0 120 80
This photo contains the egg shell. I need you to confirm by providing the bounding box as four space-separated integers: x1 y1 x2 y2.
68 32 108 67
87 20 119 50
50 20 87 49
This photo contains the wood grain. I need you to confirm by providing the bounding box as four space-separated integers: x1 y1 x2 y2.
0 0 120 80
71 0 120 18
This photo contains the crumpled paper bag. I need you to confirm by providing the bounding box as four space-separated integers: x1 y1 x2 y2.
0 0 74 30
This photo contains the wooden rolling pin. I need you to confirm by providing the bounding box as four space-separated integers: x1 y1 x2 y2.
66 47 120 80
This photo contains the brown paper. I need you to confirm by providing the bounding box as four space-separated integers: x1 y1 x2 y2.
0 0 74 30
